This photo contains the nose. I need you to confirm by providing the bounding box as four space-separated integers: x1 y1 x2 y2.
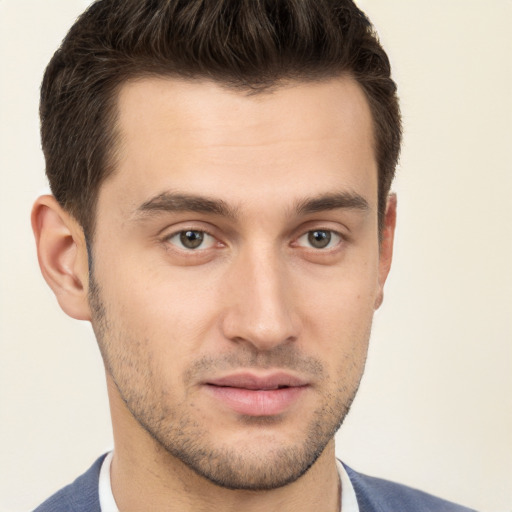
220 244 300 351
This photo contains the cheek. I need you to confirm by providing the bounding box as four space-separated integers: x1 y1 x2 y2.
296 259 377 360
100 262 222 358
300 254 379 321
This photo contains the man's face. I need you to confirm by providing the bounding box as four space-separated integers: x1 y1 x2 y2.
89 77 393 490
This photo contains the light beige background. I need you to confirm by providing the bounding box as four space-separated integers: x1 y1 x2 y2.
0 1 511 511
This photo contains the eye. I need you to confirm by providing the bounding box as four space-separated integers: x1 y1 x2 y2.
296 229 342 250
167 230 216 250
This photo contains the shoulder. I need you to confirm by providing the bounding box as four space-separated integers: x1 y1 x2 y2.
343 464 478 512
32 454 106 512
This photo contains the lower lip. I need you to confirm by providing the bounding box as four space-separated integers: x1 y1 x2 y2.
204 385 308 416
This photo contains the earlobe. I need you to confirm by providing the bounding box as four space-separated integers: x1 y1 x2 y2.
31 195 92 321
375 193 397 309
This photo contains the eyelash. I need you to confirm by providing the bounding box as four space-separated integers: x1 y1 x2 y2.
295 229 343 251
163 228 220 251
162 228 345 252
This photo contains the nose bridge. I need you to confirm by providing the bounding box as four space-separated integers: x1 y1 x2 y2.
221 240 298 350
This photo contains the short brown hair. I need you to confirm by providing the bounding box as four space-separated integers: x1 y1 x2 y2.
41 0 401 237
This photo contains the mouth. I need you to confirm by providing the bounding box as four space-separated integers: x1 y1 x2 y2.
203 372 310 417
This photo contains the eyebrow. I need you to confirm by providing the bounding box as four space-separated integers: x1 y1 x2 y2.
134 192 238 219
133 190 369 221
294 192 370 216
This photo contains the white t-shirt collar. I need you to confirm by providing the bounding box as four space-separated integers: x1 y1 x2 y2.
98 452 118 512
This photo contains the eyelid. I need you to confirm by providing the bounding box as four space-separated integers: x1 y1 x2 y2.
294 229 344 250
290 217 349 243
167 230 216 250
160 223 224 252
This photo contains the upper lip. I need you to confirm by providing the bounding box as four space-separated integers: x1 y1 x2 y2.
205 372 309 390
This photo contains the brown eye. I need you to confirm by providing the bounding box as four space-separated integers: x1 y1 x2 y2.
180 230 204 249
296 230 341 250
308 230 331 249
168 230 215 250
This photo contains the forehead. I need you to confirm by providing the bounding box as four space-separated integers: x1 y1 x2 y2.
115 76 374 155
117 75 373 136
102 76 377 215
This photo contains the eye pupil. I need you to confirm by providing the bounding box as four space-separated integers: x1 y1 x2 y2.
180 230 204 249
308 230 331 249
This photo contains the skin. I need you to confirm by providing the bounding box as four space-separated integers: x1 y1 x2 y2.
32 76 396 512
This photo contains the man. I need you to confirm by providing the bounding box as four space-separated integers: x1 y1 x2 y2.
31 0 476 510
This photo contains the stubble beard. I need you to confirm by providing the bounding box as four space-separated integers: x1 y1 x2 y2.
88 271 368 491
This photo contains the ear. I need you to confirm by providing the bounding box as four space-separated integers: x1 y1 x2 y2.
31 195 92 321
374 193 397 309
